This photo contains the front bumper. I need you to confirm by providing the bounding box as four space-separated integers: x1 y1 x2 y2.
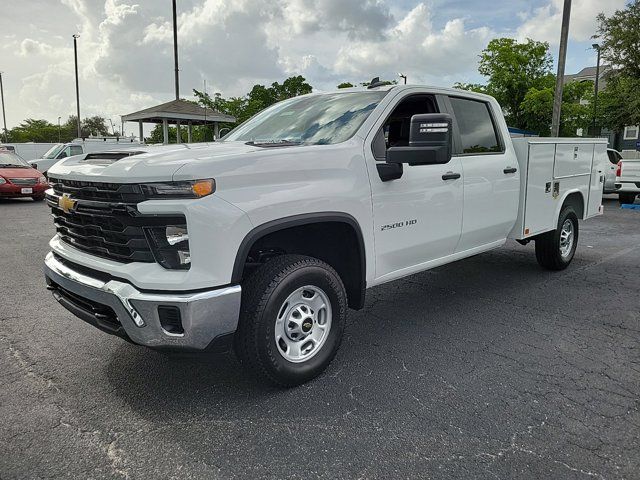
615 181 640 193
44 252 241 351
0 183 48 197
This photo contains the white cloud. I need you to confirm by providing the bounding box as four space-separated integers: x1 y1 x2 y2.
19 38 55 57
0 0 622 130
333 4 493 85
516 0 627 45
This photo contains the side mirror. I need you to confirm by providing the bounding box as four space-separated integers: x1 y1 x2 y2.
387 113 452 165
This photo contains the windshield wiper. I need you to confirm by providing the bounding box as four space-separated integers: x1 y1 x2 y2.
246 139 302 147
0 164 30 168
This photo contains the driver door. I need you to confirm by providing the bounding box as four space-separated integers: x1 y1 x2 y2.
364 92 464 284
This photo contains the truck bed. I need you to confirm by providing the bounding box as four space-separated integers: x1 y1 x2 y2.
509 138 607 240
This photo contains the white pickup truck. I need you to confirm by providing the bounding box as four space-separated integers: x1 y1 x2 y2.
615 156 640 205
43 85 607 386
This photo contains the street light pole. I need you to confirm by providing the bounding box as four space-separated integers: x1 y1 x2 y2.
551 0 572 137
0 72 8 143
58 116 61 142
172 0 180 100
592 43 601 135
398 73 407 84
72 34 81 139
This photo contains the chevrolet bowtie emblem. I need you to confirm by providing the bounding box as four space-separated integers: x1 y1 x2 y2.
58 194 77 214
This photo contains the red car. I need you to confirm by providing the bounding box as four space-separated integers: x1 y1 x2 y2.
0 149 49 201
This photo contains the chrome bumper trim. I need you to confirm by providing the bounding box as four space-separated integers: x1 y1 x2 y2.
44 252 241 350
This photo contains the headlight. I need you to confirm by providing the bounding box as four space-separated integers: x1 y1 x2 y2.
140 179 215 199
38 176 47 184
144 225 191 270
0 177 5 185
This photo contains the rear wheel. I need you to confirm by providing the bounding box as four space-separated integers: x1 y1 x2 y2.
535 206 579 271
234 254 347 387
619 193 637 205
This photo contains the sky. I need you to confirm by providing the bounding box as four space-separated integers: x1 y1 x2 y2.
0 0 627 137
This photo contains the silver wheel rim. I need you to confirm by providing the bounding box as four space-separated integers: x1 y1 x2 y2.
274 285 332 363
559 219 574 258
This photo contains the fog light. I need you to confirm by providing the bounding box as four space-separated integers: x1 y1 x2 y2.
145 224 191 270
165 226 189 246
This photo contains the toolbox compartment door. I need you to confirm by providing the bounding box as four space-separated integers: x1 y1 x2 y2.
522 143 557 236
586 143 605 218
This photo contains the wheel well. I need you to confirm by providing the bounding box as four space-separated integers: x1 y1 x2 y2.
233 216 366 310
563 192 584 219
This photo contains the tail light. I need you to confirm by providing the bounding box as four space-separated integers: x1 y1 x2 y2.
616 161 622 177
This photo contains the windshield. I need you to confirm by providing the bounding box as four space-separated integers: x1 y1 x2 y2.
0 151 31 168
42 144 65 159
224 91 388 146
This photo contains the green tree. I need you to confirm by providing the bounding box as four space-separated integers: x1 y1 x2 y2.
594 0 640 130
472 38 553 128
8 119 59 142
337 82 355 89
521 79 594 136
193 75 314 128
452 82 486 94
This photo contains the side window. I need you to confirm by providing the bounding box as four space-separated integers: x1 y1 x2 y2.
57 147 71 159
70 146 83 156
449 97 502 154
371 94 438 160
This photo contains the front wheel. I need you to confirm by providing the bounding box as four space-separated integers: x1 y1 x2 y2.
535 206 579 271
234 254 347 387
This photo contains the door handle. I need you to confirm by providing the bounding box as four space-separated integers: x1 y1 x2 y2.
442 172 461 181
503 167 517 174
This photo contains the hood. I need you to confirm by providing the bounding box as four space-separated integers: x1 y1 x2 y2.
47 142 264 183
0 166 42 179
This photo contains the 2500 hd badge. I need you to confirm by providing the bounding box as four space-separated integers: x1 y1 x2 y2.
381 219 418 231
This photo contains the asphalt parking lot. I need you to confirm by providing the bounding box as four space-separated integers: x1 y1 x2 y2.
1 196 638 480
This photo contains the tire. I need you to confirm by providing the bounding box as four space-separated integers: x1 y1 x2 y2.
619 193 637 205
234 254 347 387
535 206 579 271
32 195 45 201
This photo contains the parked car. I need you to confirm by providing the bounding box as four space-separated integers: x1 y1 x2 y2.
605 148 623 194
0 149 49 201
43 84 606 386
615 156 640 204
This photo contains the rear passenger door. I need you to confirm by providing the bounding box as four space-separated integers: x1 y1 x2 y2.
445 96 520 253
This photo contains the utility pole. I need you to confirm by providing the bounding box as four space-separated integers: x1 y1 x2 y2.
551 0 572 137
58 116 61 142
73 34 82 139
0 72 7 142
592 43 601 135
172 0 180 100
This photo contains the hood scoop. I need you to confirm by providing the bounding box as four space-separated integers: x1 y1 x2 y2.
82 150 146 166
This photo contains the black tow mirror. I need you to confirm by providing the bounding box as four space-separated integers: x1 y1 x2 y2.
387 113 452 165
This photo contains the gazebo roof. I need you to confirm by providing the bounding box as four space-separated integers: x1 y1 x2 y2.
121 99 235 124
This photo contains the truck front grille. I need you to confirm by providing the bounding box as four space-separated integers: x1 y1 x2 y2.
47 178 185 264
49 177 147 203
